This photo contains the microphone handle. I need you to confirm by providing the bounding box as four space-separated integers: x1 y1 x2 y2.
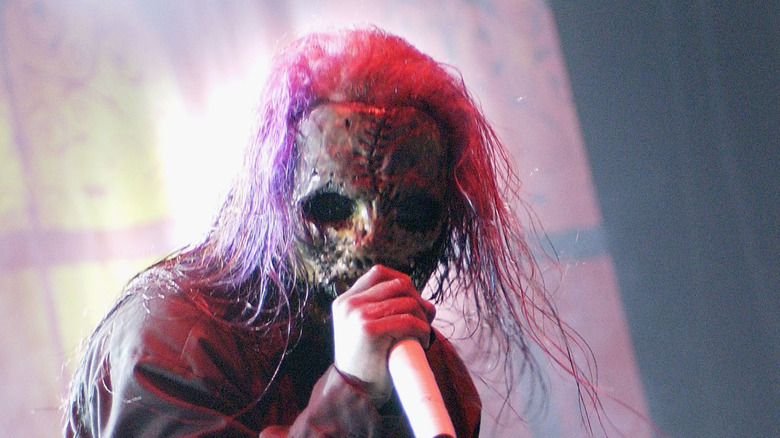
388 338 456 438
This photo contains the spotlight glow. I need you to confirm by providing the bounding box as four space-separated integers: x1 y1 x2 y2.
154 60 269 246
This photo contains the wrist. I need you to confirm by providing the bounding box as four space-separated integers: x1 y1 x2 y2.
333 365 392 407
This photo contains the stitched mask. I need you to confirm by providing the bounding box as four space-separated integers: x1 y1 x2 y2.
293 102 449 298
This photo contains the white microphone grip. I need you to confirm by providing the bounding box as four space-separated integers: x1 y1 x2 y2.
388 338 456 438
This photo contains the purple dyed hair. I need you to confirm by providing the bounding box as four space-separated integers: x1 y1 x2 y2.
160 27 602 428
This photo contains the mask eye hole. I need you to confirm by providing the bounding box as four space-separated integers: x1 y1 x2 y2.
394 193 442 233
301 192 355 224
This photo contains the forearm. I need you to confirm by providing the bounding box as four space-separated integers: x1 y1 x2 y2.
260 366 382 438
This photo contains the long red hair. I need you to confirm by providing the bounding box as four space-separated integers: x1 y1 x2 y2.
156 26 602 431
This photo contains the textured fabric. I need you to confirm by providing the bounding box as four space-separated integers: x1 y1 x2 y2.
65 277 481 437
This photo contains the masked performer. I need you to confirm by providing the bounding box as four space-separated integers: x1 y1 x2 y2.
66 28 595 437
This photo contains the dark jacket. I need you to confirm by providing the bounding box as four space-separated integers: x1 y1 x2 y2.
65 272 481 437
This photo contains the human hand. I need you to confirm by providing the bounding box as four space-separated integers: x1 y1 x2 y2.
331 265 436 405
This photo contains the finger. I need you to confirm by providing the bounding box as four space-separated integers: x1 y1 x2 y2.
363 314 433 348
336 275 436 324
346 265 406 295
347 277 418 306
421 298 436 324
359 297 431 323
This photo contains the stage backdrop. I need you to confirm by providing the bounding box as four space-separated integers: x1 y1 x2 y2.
0 1 651 436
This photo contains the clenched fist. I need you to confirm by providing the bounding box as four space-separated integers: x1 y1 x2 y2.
331 265 436 405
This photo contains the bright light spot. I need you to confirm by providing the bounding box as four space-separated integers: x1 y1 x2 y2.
155 60 269 247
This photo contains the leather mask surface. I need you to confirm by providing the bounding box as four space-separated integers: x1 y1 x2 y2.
293 102 449 297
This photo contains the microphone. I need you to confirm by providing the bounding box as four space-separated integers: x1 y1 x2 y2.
388 338 456 438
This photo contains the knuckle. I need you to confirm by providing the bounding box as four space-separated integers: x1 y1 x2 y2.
399 273 415 289
399 296 419 312
371 264 390 276
392 276 414 292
